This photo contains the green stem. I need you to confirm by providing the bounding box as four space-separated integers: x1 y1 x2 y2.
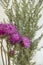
7 43 10 65
5 53 7 65
1 40 5 65
8 54 10 65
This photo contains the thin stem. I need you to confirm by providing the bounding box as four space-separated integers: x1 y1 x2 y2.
13 46 15 65
5 53 7 65
3 46 7 65
7 41 10 65
13 58 14 65
8 54 10 65
1 39 5 65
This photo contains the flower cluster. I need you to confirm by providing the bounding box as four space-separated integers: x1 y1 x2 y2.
0 23 31 48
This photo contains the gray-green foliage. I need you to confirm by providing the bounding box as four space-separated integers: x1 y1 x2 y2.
0 0 43 65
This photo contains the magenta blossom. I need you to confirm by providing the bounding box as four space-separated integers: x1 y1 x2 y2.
21 36 31 48
3 23 18 35
8 33 21 45
0 23 18 36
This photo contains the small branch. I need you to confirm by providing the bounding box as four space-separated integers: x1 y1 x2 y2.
37 46 43 51
36 24 43 31
33 34 43 43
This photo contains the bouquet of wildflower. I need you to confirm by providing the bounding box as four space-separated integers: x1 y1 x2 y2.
0 0 43 65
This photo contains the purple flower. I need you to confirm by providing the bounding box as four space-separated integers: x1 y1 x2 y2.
3 23 17 35
8 32 21 45
21 36 31 48
0 23 18 36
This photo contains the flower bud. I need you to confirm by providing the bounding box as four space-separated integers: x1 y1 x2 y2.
8 50 14 57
